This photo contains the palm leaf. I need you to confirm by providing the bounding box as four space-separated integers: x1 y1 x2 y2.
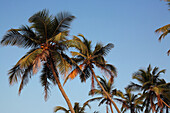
18 65 33 95
52 12 75 37
1 27 39 48
19 48 43 68
93 43 114 56
155 24 170 41
54 106 69 113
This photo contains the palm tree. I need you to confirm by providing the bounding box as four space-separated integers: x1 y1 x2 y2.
54 102 91 113
0 9 76 113
114 88 143 113
155 24 170 55
64 34 120 113
154 80 170 113
85 76 122 113
127 65 170 113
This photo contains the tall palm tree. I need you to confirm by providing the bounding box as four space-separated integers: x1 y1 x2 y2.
155 24 170 55
64 34 120 113
127 65 170 113
114 88 143 113
85 76 122 113
54 102 91 113
0 9 76 113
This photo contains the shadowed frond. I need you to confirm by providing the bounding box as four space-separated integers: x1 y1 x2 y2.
8 65 22 85
18 65 33 95
1 26 39 48
93 43 114 56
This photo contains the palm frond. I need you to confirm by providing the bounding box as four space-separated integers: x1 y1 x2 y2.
48 31 68 42
71 51 87 58
8 65 22 85
63 64 84 85
54 106 69 113
19 48 43 68
1 26 39 48
89 89 103 96
93 43 114 56
51 12 75 37
79 65 91 82
18 65 33 95
127 82 142 91
155 24 170 41
98 98 107 106
40 62 56 101
52 51 71 76
66 38 87 54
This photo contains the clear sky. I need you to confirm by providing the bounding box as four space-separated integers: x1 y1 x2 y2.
0 0 170 113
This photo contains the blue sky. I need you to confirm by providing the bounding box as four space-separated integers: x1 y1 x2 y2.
0 0 170 113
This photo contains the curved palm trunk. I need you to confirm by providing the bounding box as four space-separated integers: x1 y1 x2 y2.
110 102 114 113
50 59 75 113
90 68 120 113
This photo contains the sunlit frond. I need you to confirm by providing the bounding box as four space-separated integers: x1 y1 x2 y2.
71 51 87 58
49 31 68 42
19 48 43 68
155 24 170 41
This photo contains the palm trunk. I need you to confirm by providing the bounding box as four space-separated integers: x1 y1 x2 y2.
130 105 135 113
90 68 120 113
50 59 75 113
110 102 114 113
106 105 109 113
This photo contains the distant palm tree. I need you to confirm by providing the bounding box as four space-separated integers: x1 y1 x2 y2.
114 88 143 113
0 9 76 113
64 34 120 113
85 76 122 113
54 102 91 113
127 65 170 113
155 24 170 55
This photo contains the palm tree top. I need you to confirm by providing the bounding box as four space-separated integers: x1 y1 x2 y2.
0 9 75 100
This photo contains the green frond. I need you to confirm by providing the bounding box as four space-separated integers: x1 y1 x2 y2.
48 31 68 42
77 34 92 54
52 51 71 76
155 69 166 78
65 38 87 54
70 51 87 58
19 48 43 68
